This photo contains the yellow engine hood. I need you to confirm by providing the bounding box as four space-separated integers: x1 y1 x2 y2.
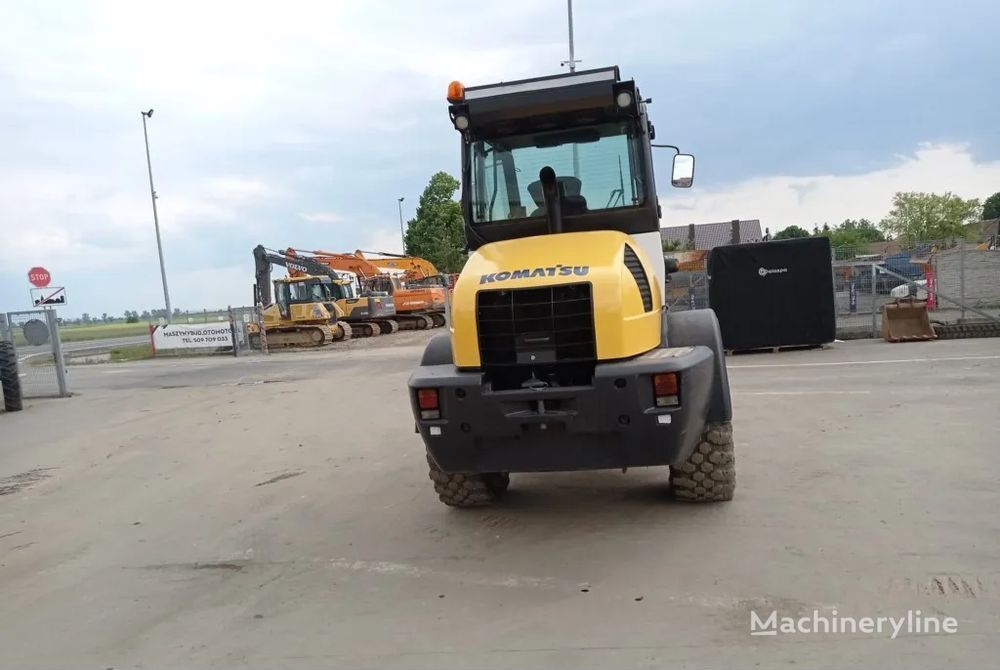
451 230 662 368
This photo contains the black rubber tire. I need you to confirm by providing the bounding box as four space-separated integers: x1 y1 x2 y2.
426 453 509 507
1 341 24 412
669 421 735 502
429 312 447 328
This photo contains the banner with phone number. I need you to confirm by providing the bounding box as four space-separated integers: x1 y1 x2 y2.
150 323 233 351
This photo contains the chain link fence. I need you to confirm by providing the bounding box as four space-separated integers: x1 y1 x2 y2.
1 309 69 398
666 237 1000 338
228 305 260 355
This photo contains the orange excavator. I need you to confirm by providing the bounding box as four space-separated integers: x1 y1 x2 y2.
285 248 448 329
354 250 450 287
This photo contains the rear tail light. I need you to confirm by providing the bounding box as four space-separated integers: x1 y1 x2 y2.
417 388 440 420
653 373 679 407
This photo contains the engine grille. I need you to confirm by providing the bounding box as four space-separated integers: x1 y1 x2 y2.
476 283 596 366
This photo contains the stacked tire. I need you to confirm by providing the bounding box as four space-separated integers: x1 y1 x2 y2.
1 341 23 412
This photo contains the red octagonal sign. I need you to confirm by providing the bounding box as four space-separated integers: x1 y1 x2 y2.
28 266 51 288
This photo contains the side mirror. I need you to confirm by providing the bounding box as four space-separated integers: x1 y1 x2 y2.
671 153 695 188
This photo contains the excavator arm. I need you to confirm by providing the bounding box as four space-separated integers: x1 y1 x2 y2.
354 250 442 281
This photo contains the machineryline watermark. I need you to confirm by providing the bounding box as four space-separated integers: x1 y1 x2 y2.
750 609 958 639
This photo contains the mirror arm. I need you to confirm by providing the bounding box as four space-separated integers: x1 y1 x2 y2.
651 144 680 154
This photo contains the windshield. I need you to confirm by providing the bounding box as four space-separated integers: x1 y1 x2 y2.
469 121 642 224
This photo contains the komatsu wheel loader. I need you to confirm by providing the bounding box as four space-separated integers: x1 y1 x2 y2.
408 67 735 507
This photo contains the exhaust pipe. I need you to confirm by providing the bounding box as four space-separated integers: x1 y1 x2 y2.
539 166 563 235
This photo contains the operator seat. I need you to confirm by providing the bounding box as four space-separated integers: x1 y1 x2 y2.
527 176 588 216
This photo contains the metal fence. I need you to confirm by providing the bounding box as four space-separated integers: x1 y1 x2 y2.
666 237 1000 338
228 305 261 355
0 309 69 398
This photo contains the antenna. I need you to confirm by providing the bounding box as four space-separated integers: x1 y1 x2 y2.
559 0 581 72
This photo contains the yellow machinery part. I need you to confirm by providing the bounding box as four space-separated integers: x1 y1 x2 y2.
451 230 662 368
255 324 334 348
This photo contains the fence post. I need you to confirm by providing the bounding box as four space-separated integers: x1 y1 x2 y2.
959 239 966 322
45 308 69 397
228 306 238 357
871 263 878 338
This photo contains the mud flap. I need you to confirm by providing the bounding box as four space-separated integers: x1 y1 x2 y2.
664 309 732 423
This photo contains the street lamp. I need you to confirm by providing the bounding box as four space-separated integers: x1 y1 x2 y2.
141 108 172 322
397 196 406 252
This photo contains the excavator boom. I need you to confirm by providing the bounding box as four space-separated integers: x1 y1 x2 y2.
354 250 443 281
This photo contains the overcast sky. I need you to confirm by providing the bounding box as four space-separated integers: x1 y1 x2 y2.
1 0 998 317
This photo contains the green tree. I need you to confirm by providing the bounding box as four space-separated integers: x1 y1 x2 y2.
773 225 811 240
662 238 684 252
404 171 467 273
879 191 981 241
827 218 886 247
982 191 1000 220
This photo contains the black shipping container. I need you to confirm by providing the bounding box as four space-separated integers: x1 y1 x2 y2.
708 237 835 350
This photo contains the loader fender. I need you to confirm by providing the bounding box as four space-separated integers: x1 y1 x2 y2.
421 332 454 366
664 309 732 423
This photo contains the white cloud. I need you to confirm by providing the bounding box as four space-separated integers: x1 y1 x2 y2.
0 168 286 270
300 212 344 225
361 228 406 255
166 265 252 311
660 144 1000 233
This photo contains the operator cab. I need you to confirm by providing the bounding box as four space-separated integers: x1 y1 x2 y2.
448 67 694 250
273 276 357 319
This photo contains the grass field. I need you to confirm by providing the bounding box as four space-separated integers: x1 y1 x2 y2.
58 322 151 342
9 321 150 346
109 344 154 362
8 313 232 346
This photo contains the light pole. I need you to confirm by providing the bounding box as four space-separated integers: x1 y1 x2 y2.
141 108 172 322
397 196 406 253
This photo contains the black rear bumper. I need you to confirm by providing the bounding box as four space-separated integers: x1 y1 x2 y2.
408 346 714 473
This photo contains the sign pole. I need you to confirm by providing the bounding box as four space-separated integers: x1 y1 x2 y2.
45 308 69 397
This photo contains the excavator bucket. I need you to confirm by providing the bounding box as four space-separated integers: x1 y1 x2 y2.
881 298 936 342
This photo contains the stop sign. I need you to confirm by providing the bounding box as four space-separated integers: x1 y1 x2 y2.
28 266 51 288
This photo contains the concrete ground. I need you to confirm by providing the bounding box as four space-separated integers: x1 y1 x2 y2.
1 332 998 668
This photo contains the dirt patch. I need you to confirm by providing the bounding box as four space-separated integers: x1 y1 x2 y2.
0 468 55 496
255 470 304 487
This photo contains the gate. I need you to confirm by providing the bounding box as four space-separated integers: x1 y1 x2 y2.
0 309 69 398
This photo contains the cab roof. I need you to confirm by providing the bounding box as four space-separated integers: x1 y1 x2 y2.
452 66 637 139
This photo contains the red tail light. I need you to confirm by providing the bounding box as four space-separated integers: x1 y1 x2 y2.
417 388 439 409
653 373 679 407
417 388 440 419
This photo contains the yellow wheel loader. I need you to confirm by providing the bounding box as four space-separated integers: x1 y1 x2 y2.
408 67 735 506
